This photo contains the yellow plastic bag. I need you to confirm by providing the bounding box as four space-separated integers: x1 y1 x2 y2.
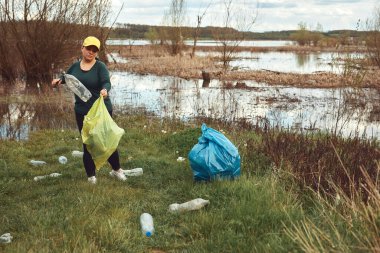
82 96 125 170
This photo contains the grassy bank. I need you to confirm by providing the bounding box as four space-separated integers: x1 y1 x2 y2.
0 115 379 252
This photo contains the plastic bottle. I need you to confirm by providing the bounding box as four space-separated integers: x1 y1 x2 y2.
177 157 186 162
140 213 154 237
34 173 62 181
169 198 210 213
123 168 143 176
30 160 47 166
63 73 92 102
58 156 68 164
0 233 12 244
72 150 84 157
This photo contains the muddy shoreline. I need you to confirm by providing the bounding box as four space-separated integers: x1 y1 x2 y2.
107 45 380 88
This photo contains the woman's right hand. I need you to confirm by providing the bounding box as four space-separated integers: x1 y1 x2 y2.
51 78 62 87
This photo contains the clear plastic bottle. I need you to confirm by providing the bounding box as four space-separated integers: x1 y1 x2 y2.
0 233 12 244
123 168 143 176
169 198 210 213
140 213 154 237
63 73 92 102
34 173 62 181
30 160 47 166
58 156 68 164
72 150 84 157
177 157 186 162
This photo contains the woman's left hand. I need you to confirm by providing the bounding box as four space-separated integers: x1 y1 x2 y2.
100 89 108 98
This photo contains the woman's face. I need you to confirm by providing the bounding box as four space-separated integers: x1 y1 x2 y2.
81 46 98 62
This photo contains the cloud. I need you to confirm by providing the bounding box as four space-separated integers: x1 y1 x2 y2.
313 0 362 5
110 0 377 32
258 2 298 8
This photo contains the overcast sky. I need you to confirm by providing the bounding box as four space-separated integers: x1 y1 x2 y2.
110 0 379 32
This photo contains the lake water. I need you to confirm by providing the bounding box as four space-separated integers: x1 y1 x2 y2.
107 39 360 74
109 50 357 74
195 51 348 73
109 72 380 139
1 72 379 140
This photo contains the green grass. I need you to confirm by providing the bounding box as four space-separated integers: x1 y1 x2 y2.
0 115 378 252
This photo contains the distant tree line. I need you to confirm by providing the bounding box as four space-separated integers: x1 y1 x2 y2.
110 23 369 42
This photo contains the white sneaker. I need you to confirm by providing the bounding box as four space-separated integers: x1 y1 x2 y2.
88 176 97 184
109 169 127 181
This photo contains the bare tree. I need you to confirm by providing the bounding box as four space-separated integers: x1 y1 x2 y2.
190 1 212 58
365 5 380 67
211 0 257 69
0 8 17 81
161 0 187 55
0 0 112 87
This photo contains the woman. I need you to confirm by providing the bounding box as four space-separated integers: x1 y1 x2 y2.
52 36 126 184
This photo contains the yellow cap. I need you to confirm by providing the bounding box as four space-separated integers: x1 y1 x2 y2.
82 36 100 51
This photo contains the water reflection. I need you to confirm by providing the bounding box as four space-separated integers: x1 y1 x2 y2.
110 72 380 139
107 46 356 74
2 72 379 140
0 94 75 140
195 51 347 73
295 53 312 67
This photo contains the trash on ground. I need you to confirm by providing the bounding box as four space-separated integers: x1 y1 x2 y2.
188 123 241 181
122 168 143 176
34 173 62 181
72 150 84 157
58 156 68 164
30 160 47 166
0 233 12 244
169 198 210 213
177 157 185 162
140 213 154 237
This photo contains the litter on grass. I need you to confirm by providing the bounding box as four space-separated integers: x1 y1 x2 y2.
58 156 67 164
122 168 143 176
72 150 84 157
29 160 47 166
34 173 62 181
177 157 186 162
169 198 210 213
0 233 12 244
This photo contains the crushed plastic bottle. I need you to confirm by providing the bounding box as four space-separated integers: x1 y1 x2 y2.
123 168 143 176
169 198 210 213
140 213 154 237
72 150 84 157
58 156 68 164
177 157 186 162
63 73 92 102
0 233 12 244
30 160 47 166
34 173 62 181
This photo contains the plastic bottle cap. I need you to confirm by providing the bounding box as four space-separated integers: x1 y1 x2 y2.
145 231 152 237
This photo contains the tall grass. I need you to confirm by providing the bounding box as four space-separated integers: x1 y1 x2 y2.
258 128 380 199
0 115 378 252
285 165 380 252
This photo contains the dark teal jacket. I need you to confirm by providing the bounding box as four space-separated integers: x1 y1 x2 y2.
66 60 112 115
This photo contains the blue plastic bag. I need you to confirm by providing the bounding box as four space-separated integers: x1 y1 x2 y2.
188 123 241 181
